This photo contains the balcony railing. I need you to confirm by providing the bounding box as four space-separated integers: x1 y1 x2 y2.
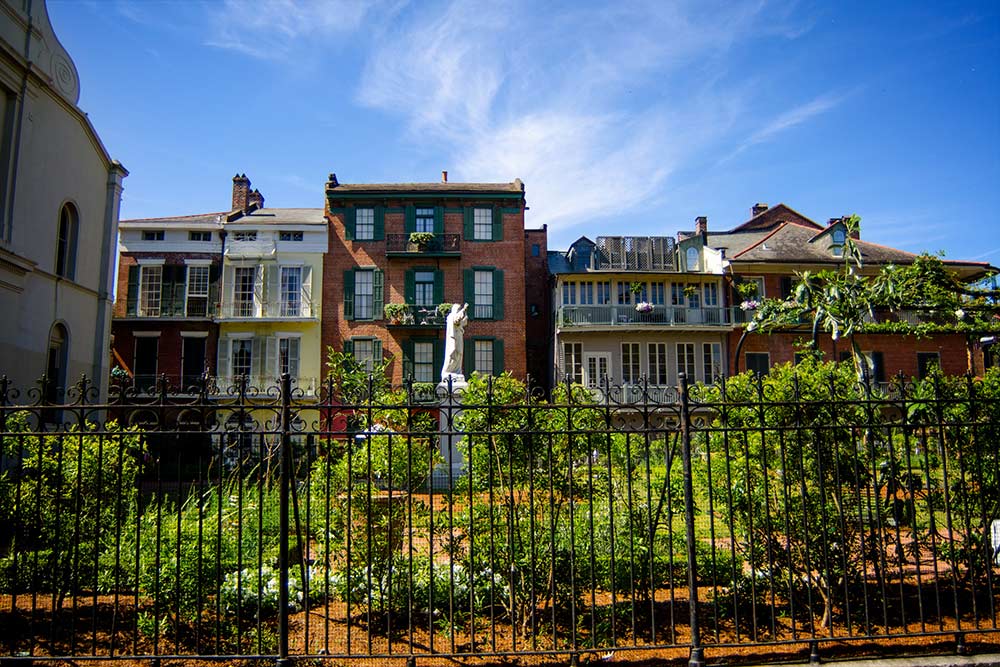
557 304 737 328
386 233 461 256
217 301 315 319
126 374 319 396
386 304 446 328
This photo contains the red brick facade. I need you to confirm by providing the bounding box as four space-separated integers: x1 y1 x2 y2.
323 183 530 385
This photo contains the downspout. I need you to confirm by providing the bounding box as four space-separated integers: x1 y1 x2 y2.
5 0 33 244
216 228 227 377
91 161 127 401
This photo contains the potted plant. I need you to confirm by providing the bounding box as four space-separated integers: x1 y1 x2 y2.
437 302 453 318
409 231 435 249
635 301 654 314
683 285 699 299
630 281 644 295
384 303 408 324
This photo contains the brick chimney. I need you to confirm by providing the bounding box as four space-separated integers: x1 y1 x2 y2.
247 188 265 210
695 216 708 237
327 173 339 187
232 173 251 212
752 203 769 217
441 170 448 183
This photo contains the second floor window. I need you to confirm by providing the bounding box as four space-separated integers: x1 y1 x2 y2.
280 266 302 316
648 343 668 385
139 265 162 317
354 208 374 240
703 283 718 307
562 342 583 384
279 337 300 378
413 341 435 382
473 208 492 240
186 265 210 316
415 208 434 233
703 343 722 382
677 343 696 381
232 339 252 377
474 339 494 376
354 270 374 320
562 282 576 305
414 271 434 307
234 266 255 316
621 342 640 384
351 338 378 372
474 270 494 319
597 281 611 304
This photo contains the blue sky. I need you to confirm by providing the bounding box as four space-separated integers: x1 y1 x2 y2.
49 0 1000 262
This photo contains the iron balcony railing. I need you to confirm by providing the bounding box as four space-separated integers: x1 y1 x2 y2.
558 303 738 327
217 300 316 319
385 233 461 255
385 304 447 327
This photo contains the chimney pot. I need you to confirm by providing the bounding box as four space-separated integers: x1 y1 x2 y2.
695 216 708 236
752 203 769 217
247 188 265 210
328 173 339 187
441 170 448 183
232 173 251 212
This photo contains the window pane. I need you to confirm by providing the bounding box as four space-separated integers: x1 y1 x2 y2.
234 266 255 317
353 339 375 372
232 339 252 377
677 343 695 381
562 342 583 384
415 271 435 306
356 208 374 240
414 341 435 382
473 208 492 240
648 343 668 385
702 343 721 382
621 343 640 383
280 337 300 378
474 270 493 318
186 265 209 316
416 207 434 233
139 266 162 317
474 340 494 376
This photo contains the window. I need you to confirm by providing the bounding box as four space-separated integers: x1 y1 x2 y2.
279 231 303 242
232 339 252 377
703 283 718 307
474 270 494 318
531 243 540 257
280 266 302 316
233 231 257 242
702 343 722 382
677 343 696 381
860 351 885 383
56 204 78 279
671 283 685 306
279 337 301 379
562 342 583 384
142 230 165 241
474 339 494 376
189 231 211 242
648 343 669 385
744 276 765 299
473 208 492 240
181 336 206 388
562 282 577 305
411 270 434 307
650 281 665 305
413 341 435 382
686 246 700 270
617 281 633 305
415 207 435 233
354 269 374 320
46 324 69 402
831 229 846 256
139 265 162 317
597 281 611 304
621 342 640 384
233 266 256 317
133 335 158 392
348 337 381 372
917 352 940 380
186 265 210 316
585 354 610 388
355 208 375 240
746 352 770 377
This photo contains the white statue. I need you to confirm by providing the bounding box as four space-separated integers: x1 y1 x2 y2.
441 303 469 381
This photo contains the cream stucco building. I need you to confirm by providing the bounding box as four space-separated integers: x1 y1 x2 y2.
0 0 126 400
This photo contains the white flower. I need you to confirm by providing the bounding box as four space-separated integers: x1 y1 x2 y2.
955 309 965 320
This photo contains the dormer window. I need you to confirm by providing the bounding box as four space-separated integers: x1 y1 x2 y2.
142 230 165 241
686 246 700 271
233 231 257 242
831 228 846 256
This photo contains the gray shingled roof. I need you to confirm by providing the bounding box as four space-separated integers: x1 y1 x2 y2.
234 208 326 225
729 222 918 264
327 181 524 194
120 212 227 225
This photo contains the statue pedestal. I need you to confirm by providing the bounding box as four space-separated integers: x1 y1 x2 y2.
433 377 467 490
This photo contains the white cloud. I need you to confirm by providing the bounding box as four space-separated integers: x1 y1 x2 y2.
722 91 850 162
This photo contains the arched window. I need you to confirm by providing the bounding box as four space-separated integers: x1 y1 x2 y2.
46 323 69 404
56 203 79 279
831 228 846 256
686 246 700 271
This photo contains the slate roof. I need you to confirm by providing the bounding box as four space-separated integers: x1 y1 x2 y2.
326 180 524 195
120 212 227 226
730 222 917 264
729 203 822 232
121 208 325 227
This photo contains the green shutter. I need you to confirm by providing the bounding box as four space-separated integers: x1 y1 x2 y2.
343 270 355 320
434 206 444 234
373 338 383 364
463 207 474 240
493 269 504 320
463 269 475 318
401 339 414 380
872 351 885 383
208 264 220 316
373 205 385 240
343 339 354 357
492 206 503 241
373 269 384 319
464 338 474 377
345 207 356 241
160 265 176 315
173 266 187 316
404 204 415 234
126 265 139 316
404 269 415 305
433 270 444 305
493 338 504 376
433 340 443 381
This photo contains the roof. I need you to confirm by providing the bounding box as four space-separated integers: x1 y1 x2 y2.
729 203 823 232
547 250 573 274
121 208 325 227
730 222 919 264
326 180 525 195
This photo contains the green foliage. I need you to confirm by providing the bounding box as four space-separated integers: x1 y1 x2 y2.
408 231 436 246
325 347 391 406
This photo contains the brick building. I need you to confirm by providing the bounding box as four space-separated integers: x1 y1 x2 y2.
323 173 532 385
707 203 995 379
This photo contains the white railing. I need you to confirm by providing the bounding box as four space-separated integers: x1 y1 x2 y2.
557 304 735 327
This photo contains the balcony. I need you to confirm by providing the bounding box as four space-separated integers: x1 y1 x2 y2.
557 304 737 329
120 374 319 396
217 300 316 320
385 304 447 329
385 233 461 257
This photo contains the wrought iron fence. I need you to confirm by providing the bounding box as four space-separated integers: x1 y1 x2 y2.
0 369 998 666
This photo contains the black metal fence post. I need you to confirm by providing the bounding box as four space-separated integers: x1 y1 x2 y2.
277 372 292 667
678 372 704 667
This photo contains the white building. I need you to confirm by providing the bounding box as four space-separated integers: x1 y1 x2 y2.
0 0 127 400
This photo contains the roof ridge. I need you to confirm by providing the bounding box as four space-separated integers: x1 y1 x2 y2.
731 222 788 259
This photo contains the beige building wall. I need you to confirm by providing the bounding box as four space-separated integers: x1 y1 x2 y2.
0 0 126 399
